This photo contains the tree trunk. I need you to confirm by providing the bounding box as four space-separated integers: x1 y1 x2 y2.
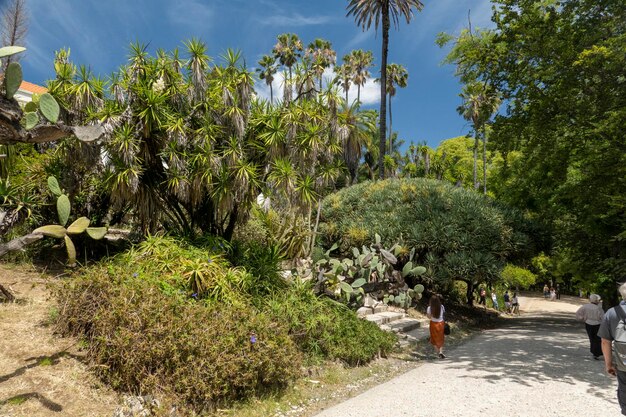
388 94 393 154
424 151 430 177
357 84 361 105
309 199 323 256
269 82 273 103
473 135 479 189
482 127 487 195
466 281 475 306
378 11 390 180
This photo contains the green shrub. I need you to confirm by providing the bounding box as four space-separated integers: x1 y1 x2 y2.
263 281 397 366
54 236 394 412
319 178 537 293
501 264 537 289
55 266 301 412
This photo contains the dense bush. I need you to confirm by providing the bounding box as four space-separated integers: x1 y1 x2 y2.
318 178 538 297
264 281 397 366
55 236 395 411
55 257 301 412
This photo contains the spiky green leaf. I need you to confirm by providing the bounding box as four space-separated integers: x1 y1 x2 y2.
67 217 90 234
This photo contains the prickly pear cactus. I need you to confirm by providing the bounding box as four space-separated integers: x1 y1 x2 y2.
30 176 108 267
5 62 22 99
39 93 60 123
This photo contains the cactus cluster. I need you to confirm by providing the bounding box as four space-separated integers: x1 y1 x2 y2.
315 234 426 309
32 176 107 267
1 45 61 128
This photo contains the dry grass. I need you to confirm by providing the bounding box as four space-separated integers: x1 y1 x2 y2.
0 263 119 417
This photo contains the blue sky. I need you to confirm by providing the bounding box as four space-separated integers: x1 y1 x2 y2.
18 0 494 148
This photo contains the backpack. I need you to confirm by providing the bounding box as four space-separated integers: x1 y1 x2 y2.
613 305 626 371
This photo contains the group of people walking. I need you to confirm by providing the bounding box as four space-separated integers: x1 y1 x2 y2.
543 284 560 300
478 288 519 314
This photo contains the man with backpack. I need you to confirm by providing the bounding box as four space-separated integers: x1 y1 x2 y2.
599 283 626 415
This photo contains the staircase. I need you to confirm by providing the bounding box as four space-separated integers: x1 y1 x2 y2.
358 305 430 346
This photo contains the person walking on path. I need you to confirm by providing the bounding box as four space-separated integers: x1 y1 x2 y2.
512 292 520 315
550 287 557 301
504 290 511 313
599 283 626 416
491 290 499 310
478 287 486 307
576 294 605 359
544 284 550 299
426 294 446 359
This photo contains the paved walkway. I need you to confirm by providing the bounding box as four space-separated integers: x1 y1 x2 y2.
314 294 620 417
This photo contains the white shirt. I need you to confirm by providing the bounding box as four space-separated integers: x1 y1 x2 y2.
576 303 604 325
427 305 445 322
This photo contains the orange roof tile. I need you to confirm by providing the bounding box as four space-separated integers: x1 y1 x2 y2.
19 80 48 94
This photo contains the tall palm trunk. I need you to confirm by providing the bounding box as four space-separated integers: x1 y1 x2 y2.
473 135 479 189
482 128 487 195
378 11 389 180
424 151 430 177
269 83 273 103
357 85 361 104
388 94 393 154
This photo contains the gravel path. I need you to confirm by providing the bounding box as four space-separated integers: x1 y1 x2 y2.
314 294 620 417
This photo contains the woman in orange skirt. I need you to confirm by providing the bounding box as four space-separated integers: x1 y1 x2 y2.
427 294 446 359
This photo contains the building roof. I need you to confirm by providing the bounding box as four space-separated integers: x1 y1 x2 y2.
19 80 48 94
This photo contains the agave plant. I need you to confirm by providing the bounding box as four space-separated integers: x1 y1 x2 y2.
31 176 107 266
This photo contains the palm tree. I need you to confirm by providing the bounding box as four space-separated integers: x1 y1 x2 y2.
257 54 277 102
306 38 336 90
334 62 352 104
273 33 303 102
347 0 424 179
382 63 408 153
337 103 377 183
345 49 373 104
458 81 500 193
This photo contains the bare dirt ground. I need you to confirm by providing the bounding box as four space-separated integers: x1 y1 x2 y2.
314 293 621 417
0 264 118 417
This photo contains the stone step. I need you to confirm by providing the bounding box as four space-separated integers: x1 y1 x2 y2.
364 311 405 325
397 327 431 347
386 318 423 333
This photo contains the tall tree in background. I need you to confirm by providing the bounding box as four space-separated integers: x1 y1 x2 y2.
305 38 336 91
347 0 424 179
345 49 373 104
440 0 626 293
273 33 303 102
257 54 277 102
1 0 27 69
383 63 408 154
334 61 352 104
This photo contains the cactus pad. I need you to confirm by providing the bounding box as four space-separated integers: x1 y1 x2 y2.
5 62 22 99
64 235 77 267
57 194 71 226
0 45 26 58
32 225 67 239
40 93 60 123
24 112 38 130
86 227 107 240
47 176 62 197
67 217 90 234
